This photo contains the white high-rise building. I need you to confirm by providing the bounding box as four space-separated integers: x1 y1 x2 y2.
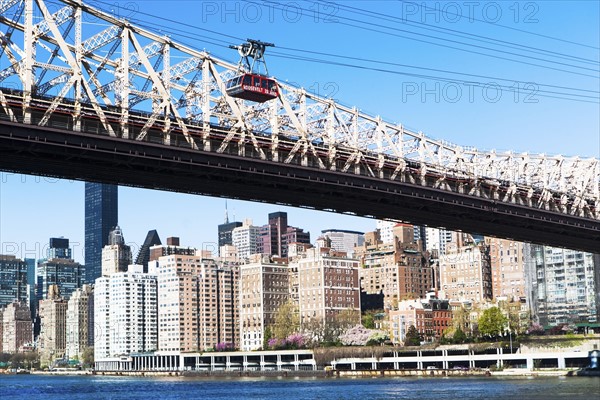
321 229 365 256
526 246 599 326
232 219 260 261
424 227 453 255
376 220 396 244
94 265 157 359
94 277 110 359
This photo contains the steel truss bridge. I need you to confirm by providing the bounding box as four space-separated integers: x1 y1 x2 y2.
0 0 598 252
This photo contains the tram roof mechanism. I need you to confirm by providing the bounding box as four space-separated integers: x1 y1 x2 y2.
225 39 278 103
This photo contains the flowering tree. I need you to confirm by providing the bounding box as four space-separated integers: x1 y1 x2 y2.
340 325 372 346
267 334 307 350
267 338 283 349
214 342 235 352
526 323 545 335
286 333 306 349
339 325 390 346
366 331 390 346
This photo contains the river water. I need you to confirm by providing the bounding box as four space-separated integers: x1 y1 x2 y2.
1 374 598 399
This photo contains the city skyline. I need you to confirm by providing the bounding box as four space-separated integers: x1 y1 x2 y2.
0 0 598 385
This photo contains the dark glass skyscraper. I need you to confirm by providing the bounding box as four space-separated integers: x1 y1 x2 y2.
218 221 243 252
0 255 28 308
84 183 118 283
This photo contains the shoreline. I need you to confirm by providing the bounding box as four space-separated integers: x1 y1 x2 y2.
12 368 595 378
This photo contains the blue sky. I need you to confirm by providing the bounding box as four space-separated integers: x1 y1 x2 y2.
0 0 598 263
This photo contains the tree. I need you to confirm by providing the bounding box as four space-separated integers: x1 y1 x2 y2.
498 300 527 335
263 326 273 350
362 312 375 329
453 327 468 344
271 300 300 339
336 309 361 330
339 325 372 346
451 305 471 334
301 309 361 346
23 352 40 370
81 347 94 369
214 342 235 352
302 317 340 346
0 353 11 364
404 325 422 347
526 322 545 336
366 331 389 346
478 307 507 339
9 353 25 369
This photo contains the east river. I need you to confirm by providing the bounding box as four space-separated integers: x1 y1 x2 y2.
1 374 599 399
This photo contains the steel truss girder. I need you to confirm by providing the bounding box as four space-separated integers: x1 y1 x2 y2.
0 0 597 224
1 120 598 253
0 0 20 14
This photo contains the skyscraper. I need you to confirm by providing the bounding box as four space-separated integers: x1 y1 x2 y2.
66 284 94 359
321 229 365 256
526 245 599 326
0 255 28 308
232 219 260 261
265 212 287 257
134 230 162 272
36 237 84 303
94 266 157 359
101 226 132 277
217 202 242 256
218 221 243 253
439 236 492 303
48 237 72 260
38 285 68 365
256 212 311 259
485 237 526 301
1 301 32 353
294 247 361 327
85 183 118 283
239 257 291 351
36 258 85 302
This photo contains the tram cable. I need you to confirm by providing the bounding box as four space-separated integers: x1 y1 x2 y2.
310 0 598 66
249 0 599 77
45 0 599 103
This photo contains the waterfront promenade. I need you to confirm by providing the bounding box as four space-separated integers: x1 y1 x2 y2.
93 336 600 375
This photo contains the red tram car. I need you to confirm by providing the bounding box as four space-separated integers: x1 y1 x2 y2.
225 73 278 103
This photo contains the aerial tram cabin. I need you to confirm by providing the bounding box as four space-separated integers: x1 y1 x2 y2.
225 73 278 103
225 39 278 103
